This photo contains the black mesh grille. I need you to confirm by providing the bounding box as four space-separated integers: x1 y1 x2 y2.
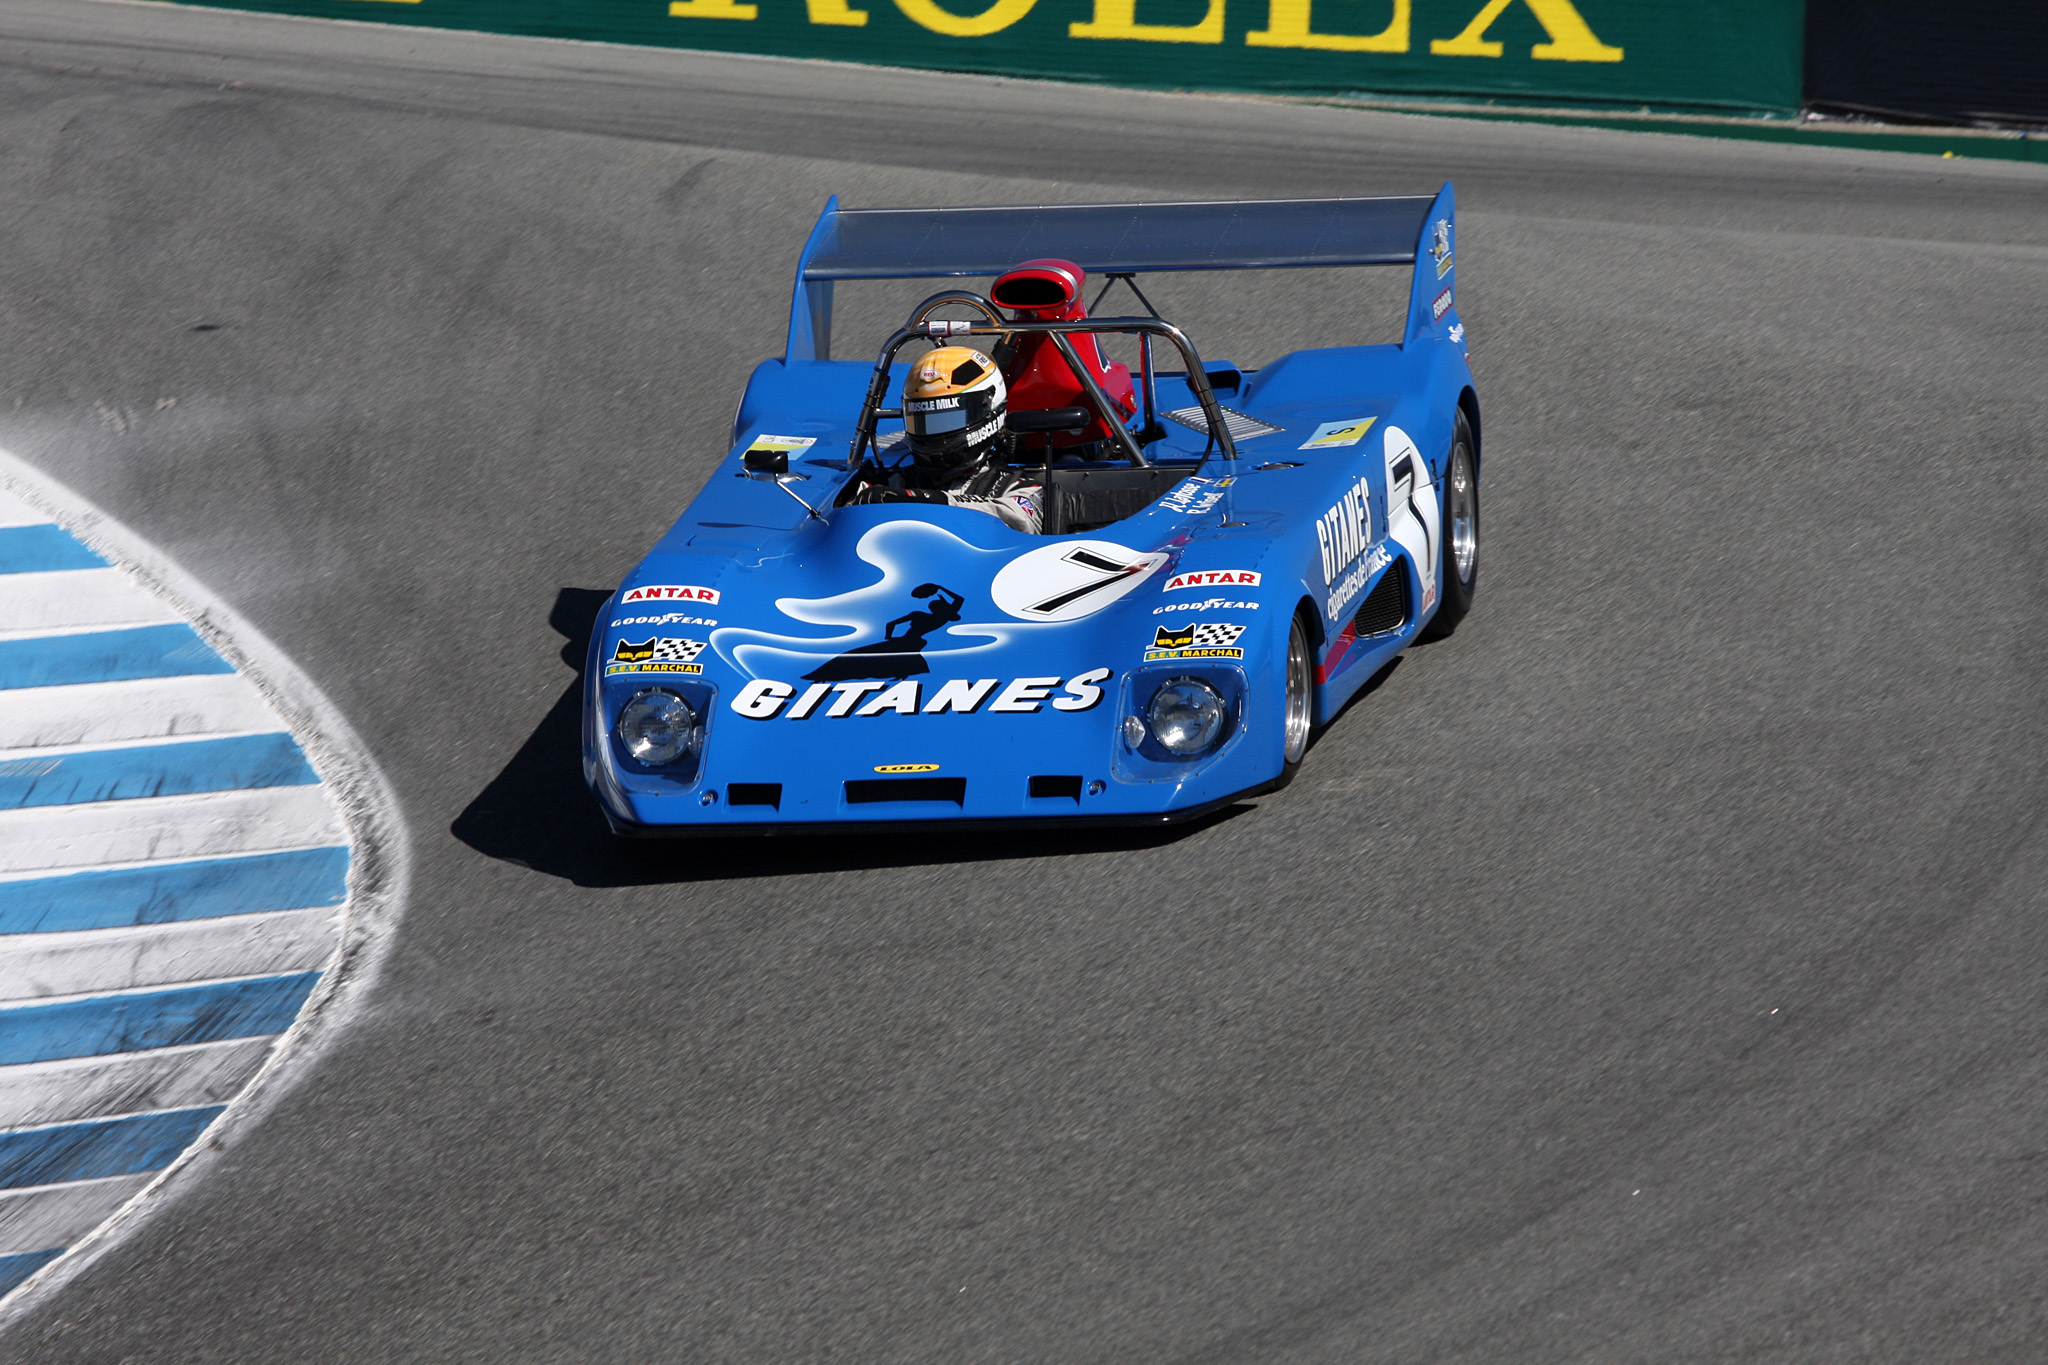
1353 559 1409 637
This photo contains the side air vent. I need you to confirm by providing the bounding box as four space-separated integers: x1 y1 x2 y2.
727 783 782 809
845 777 967 806
1353 559 1409 637
1028 775 1083 801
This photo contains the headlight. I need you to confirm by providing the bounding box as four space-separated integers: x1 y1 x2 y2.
1145 678 1228 756
616 689 698 765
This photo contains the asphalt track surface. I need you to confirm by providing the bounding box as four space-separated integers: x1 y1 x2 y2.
3 3 2047 1359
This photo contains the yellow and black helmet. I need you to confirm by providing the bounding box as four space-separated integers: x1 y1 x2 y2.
902 346 1007 475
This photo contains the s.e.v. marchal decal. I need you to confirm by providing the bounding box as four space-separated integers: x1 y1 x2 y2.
729 670 1112 720
606 637 707 675
1145 622 1246 661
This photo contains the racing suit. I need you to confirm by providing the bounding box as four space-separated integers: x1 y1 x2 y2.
848 463 1044 534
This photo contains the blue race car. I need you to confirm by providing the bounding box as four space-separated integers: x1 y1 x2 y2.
584 190 1480 835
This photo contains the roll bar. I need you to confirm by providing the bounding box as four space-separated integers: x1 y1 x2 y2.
851 291 1236 472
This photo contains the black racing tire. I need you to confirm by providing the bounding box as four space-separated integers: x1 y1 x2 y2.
1419 409 1478 641
1281 608 1317 774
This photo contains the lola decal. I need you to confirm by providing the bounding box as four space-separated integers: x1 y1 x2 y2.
1300 418 1377 450
1431 287 1452 322
1383 425 1439 610
620 584 720 605
1163 569 1260 593
1154 598 1258 615
989 541 1170 623
874 763 940 774
730 669 1113 720
1430 217 1453 278
606 637 707 676
1145 622 1246 661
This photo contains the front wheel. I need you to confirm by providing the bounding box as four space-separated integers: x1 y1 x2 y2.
1419 410 1479 641
1282 611 1316 771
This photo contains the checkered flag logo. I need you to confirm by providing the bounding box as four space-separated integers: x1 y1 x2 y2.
1190 623 1245 649
652 638 706 662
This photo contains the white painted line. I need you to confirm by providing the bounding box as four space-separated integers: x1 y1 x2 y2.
0 906 343 1003
0 674 284 752
0 492 52 530
0 1038 275 1131
0 1176 155 1258
0 786 344 877
0 568 180 640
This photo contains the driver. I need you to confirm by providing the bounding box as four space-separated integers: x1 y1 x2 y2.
848 346 1042 534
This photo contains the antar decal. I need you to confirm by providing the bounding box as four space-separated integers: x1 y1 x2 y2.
1163 569 1261 592
620 584 720 605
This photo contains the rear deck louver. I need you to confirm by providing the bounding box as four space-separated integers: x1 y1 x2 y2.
1353 559 1409 637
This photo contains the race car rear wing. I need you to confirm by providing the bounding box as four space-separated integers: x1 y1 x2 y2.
784 186 1459 364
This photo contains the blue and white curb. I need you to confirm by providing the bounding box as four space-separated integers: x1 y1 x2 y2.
0 454 406 1322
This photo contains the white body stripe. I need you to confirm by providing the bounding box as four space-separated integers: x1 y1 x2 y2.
0 1176 156 1257
0 908 342 1003
0 787 344 877
0 492 52 529
0 569 180 641
0 675 284 752
0 1038 275 1130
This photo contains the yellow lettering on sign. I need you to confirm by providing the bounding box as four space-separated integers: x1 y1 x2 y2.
808 0 871 22
1071 0 1226 44
669 0 759 18
1248 0 1406 51
1429 0 1622 61
896 0 1038 35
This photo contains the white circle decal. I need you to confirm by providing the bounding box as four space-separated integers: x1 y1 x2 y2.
989 540 1170 622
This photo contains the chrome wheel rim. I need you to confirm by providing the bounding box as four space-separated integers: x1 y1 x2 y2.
1448 445 1478 587
1284 617 1313 765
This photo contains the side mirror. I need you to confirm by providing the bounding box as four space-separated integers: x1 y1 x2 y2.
1006 407 1092 434
742 448 790 478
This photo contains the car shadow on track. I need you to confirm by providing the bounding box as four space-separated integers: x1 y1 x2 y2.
450 588 1246 888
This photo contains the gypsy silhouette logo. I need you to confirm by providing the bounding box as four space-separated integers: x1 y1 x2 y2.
803 583 965 682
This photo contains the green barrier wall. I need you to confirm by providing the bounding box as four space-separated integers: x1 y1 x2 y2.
184 0 1805 114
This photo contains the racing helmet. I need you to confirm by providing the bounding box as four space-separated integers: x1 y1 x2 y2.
902 346 1007 476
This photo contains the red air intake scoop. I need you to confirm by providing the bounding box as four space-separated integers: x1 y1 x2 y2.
991 258 1134 444
991 259 1086 321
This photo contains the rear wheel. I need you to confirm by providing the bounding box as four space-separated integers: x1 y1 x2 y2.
1419 410 1479 641
1282 611 1315 770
